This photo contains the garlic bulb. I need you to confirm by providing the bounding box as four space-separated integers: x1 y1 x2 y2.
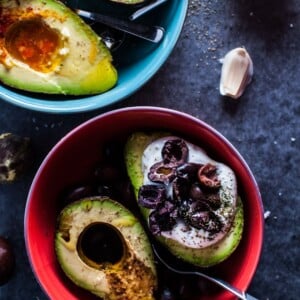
219 47 253 99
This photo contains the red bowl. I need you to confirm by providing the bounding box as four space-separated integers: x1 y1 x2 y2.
25 106 264 300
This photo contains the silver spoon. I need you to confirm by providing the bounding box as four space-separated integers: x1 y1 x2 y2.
152 244 260 300
129 0 168 21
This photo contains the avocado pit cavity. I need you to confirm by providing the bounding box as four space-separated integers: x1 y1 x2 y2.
78 222 124 267
5 17 65 72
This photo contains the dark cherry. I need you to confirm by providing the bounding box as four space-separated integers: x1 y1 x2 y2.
149 201 177 235
65 185 96 203
94 164 123 184
198 163 221 189
96 184 114 198
138 184 166 209
176 163 202 181
113 179 136 206
161 138 188 165
172 177 190 202
188 211 222 233
103 142 124 164
148 162 176 184
0 237 15 286
189 182 205 200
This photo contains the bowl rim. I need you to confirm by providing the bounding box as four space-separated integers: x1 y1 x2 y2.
0 1 188 114
24 106 264 299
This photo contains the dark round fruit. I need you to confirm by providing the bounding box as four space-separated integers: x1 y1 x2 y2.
138 184 166 209
65 185 95 203
0 237 15 286
94 164 123 184
161 138 188 165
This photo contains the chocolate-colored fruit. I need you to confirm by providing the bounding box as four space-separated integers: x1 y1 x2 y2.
0 237 15 286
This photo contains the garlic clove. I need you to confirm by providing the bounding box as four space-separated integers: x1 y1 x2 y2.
219 47 253 99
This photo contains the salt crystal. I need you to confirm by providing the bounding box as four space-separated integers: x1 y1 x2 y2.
264 210 271 219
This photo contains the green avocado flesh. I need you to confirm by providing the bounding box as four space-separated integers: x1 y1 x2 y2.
124 132 244 267
55 197 157 300
0 0 117 95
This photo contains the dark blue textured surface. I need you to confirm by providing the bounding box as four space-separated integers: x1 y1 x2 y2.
0 0 299 299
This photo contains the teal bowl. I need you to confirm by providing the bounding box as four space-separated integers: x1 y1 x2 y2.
0 0 188 113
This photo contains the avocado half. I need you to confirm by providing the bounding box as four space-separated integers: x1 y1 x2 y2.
0 0 117 95
55 197 157 300
124 132 244 267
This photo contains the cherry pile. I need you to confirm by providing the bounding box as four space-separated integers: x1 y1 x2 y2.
138 138 223 236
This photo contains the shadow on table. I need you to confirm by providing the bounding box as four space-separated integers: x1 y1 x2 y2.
234 0 294 45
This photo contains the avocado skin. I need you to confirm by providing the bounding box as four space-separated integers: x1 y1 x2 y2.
124 131 168 201
0 0 117 95
55 197 157 300
125 132 244 267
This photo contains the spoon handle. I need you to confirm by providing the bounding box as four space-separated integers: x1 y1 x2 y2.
152 245 259 300
129 0 168 21
76 9 164 43
193 271 258 300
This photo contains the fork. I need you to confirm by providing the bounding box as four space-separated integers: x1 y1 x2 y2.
152 244 260 300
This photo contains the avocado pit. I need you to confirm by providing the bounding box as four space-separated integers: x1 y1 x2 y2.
78 222 124 267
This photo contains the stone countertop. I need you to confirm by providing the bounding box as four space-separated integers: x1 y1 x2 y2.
0 0 299 299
